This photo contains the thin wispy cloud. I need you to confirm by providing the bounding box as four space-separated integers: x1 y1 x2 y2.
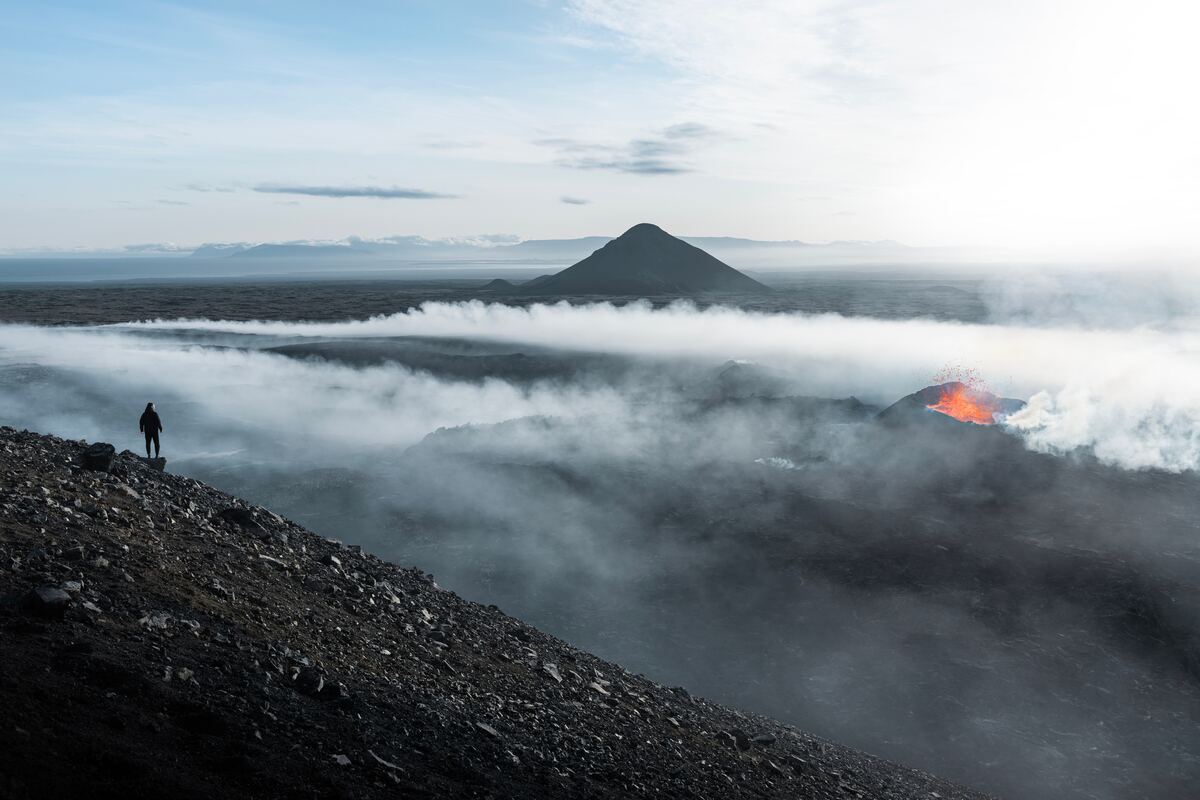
663 122 716 139
572 157 687 175
560 196 590 205
537 138 688 175
253 184 458 200
537 121 716 175
183 183 234 193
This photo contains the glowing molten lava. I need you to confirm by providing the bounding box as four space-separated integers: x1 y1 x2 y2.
927 382 1001 425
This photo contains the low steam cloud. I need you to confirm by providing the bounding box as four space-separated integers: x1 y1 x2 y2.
120 299 1200 472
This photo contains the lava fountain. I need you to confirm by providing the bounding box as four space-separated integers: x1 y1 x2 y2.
926 382 1003 425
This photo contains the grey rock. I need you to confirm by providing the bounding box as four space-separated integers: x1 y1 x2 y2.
115 484 141 500
368 749 400 771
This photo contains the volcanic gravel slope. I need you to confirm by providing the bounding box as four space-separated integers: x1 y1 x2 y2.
0 427 989 800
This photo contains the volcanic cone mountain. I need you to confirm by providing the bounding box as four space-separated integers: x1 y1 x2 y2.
521 223 768 295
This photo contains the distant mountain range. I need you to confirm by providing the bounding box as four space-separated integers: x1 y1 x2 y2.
176 233 911 265
1 232 937 269
228 243 371 259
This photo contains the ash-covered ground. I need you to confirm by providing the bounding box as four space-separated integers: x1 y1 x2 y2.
2 273 1200 799
1 427 987 799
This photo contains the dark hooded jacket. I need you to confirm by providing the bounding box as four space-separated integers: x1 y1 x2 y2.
139 406 163 434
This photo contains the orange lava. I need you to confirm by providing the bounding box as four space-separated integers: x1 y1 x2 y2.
927 382 1001 425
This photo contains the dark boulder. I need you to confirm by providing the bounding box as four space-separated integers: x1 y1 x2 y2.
26 585 71 619
722 729 752 751
293 667 326 697
80 442 116 472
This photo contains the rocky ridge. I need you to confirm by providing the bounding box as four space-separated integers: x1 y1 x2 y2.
0 426 989 799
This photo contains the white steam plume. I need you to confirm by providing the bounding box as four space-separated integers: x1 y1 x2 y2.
0 325 628 457
3 297 1199 471
119 300 1200 471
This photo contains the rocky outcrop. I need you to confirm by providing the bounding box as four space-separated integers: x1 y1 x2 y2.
137 455 167 471
0 426 989 800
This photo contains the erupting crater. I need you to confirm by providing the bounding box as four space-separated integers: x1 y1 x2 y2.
926 381 1004 425
877 371 1025 428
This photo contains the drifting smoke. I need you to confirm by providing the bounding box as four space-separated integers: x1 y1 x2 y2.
122 300 1200 472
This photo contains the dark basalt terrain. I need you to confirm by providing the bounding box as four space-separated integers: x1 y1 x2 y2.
0 275 992 326
0 426 988 800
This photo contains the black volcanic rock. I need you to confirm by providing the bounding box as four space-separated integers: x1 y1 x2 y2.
25 585 71 619
80 442 116 472
0 426 989 800
523 223 769 295
139 456 167 471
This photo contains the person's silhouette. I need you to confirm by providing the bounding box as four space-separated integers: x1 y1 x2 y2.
139 402 163 459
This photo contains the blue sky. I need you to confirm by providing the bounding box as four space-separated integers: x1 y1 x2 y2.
1 1 1197 253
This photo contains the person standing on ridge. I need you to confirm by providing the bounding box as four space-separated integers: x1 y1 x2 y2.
139 402 163 459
